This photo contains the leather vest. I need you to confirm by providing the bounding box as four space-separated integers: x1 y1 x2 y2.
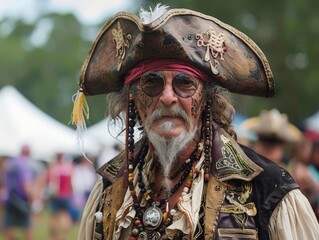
93 126 298 240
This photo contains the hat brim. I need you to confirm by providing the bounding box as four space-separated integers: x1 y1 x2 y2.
241 117 302 142
80 8 275 97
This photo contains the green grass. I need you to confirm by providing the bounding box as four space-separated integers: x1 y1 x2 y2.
0 210 81 240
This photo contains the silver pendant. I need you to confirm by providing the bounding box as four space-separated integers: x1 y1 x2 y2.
143 202 163 230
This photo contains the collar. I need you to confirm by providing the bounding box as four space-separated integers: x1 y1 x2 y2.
96 138 146 184
96 124 263 183
211 123 263 181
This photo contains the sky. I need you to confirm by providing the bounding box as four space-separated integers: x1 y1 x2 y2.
0 0 142 25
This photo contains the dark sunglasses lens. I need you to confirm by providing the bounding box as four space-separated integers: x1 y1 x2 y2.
173 74 198 98
140 72 164 97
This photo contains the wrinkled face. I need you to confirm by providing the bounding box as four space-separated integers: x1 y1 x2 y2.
133 71 205 139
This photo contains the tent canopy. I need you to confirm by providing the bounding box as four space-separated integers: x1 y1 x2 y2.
304 110 319 140
305 110 319 132
0 85 99 161
86 117 126 148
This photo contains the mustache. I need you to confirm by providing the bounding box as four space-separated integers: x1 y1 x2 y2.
145 106 190 128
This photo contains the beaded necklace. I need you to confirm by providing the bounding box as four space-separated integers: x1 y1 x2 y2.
127 140 203 239
125 93 212 239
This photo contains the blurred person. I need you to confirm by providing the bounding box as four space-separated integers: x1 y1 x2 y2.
2 144 34 240
288 136 319 220
73 5 319 240
241 108 302 168
306 138 319 220
311 140 319 217
71 155 97 222
304 131 319 183
45 152 74 240
0 155 6 228
288 136 317 186
243 111 319 220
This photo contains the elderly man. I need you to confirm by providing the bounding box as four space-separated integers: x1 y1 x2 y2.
73 5 319 240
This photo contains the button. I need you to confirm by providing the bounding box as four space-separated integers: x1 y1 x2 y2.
214 185 221 191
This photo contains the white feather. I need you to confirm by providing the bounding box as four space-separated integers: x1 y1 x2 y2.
139 3 169 24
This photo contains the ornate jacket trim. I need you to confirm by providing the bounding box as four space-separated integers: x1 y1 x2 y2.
218 228 258 239
204 177 259 239
211 125 263 181
96 138 146 183
101 177 127 239
204 177 227 239
96 150 126 183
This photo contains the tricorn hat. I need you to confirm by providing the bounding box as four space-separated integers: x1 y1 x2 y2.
241 109 302 142
79 8 275 97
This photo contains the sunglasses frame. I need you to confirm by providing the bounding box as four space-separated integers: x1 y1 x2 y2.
138 72 200 98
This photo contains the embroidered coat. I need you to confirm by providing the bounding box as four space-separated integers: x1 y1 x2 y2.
82 125 298 240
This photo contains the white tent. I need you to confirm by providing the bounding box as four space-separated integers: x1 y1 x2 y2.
85 118 145 166
86 118 125 147
85 118 126 166
0 85 99 160
305 110 319 132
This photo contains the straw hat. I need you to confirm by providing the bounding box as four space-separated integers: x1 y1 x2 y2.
241 109 302 142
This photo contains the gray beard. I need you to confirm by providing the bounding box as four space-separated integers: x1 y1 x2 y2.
147 122 197 191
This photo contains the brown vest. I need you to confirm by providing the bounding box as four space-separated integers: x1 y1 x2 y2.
93 127 298 239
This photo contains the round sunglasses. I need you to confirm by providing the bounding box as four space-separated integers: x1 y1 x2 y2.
139 72 200 98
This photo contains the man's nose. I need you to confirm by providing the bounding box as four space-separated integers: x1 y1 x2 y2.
159 82 178 106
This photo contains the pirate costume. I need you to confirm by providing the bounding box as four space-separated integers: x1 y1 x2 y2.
74 6 319 240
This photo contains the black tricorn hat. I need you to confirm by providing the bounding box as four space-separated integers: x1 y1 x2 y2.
79 8 275 97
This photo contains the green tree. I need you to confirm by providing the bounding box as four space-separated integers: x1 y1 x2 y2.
0 13 106 126
1 0 319 127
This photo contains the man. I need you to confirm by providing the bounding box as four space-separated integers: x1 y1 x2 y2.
73 5 319 240
45 152 74 240
3 144 34 240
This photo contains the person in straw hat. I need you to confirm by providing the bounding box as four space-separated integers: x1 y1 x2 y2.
241 109 319 220
72 4 319 240
241 108 303 167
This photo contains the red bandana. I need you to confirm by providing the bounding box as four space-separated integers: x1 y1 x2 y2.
124 59 210 85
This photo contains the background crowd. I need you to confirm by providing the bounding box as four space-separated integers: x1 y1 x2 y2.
0 143 123 240
0 108 319 239
240 109 319 221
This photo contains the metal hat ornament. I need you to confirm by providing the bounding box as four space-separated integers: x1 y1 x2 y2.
71 5 275 132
